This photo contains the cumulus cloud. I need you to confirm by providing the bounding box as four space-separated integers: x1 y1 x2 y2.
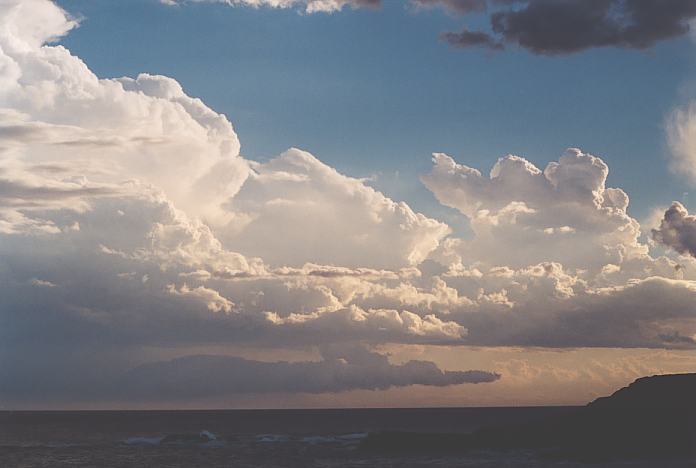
652 202 696 258
442 0 696 54
0 0 483 405
421 148 643 271
450 271 696 349
223 148 450 268
414 149 696 349
5 0 696 407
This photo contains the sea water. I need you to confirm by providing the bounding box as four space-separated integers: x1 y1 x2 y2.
0 407 691 467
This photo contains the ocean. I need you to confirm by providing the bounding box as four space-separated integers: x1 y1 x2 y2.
0 407 691 467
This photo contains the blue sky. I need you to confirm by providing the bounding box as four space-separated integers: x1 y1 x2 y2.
57 0 695 226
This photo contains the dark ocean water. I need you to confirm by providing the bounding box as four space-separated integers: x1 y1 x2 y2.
0 407 691 467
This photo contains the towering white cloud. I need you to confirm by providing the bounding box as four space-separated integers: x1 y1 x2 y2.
0 0 474 405
422 148 644 272
4 0 696 407
224 148 450 268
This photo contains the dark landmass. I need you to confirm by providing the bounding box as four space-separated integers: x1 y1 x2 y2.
360 373 696 461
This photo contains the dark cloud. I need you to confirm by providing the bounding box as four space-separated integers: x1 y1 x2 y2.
121 346 499 399
354 0 382 7
0 345 499 404
652 202 696 258
456 277 696 350
443 0 696 54
440 28 503 50
411 0 487 14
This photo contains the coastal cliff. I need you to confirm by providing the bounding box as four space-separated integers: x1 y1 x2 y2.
360 373 696 461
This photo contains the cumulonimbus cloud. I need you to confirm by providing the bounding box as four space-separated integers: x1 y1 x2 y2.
0 0 483 404
3 0 696 407
653 202 696 258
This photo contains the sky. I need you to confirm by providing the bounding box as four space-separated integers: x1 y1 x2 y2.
4 0 696 409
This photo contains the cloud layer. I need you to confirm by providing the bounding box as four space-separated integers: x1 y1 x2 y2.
3 0 696 406
121 347 499 399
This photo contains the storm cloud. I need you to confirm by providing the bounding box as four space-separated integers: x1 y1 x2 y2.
443 0 696 54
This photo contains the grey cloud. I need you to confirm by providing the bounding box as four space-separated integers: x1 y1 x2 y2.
440 28 503 50
444 0 696 54
652 202 696 257
0 345 499 403
0 178 120 206
159 0 695 54
411 0 486 14
352 0 381 7
121 346 499 399
454 275 696 349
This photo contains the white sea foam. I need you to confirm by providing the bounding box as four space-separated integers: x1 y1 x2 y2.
122 430 221 447
199 430 217 441
257 434 292 443
122 436 165 446
301 433 368 445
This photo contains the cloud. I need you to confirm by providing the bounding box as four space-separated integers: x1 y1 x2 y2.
667 102 696 183
652 202 696 258
5 0 696 407
450 271 696 349
157 0 695 54
421 148 643 271
440 28 503 50
0 0 477 405
161 0 381 14
223 148 450 269
442 0 696 54
0 345 498 403
411 0 486 14
167 283 235 313
121 346 499 399
415 149 696 349
0 0 77 47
